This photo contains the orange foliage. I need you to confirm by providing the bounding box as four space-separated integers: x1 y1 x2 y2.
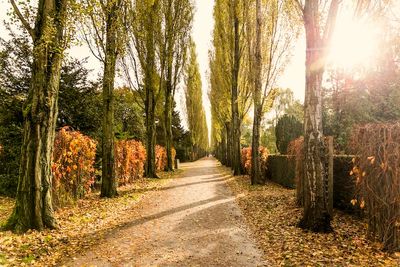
155 145 167 171
52 127 97 207
155 146 176 171
115 140 146 185
241 147 269 174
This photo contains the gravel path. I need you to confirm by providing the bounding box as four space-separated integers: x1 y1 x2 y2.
67 158 266 266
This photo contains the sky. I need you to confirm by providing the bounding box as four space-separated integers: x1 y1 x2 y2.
0 0 306 136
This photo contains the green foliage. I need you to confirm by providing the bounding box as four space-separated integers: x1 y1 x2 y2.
323 43 400 153
114 88 145 141
0 26 140 196
275 114 302 154
261 126 277 154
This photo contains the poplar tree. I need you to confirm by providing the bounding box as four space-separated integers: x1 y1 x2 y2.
80 0 127 197
185 41 209 158
161 0 193 171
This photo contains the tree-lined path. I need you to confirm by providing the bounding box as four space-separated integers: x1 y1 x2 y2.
67 158 265 266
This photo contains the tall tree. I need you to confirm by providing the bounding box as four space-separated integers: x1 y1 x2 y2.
6 0 69 232
209 0 253 169
230 0 242 175
80 0 126 197
249 0 295 184
294 0 340 232
185 41 209 159
161 0 193 171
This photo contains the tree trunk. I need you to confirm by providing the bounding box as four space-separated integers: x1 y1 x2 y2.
225 122 232 167
6 0 68 232
145 97 157 178
164 86 173 171
163 1 174 172
250 0 263 185
299 0 332 232
144 2 158 178
231 1 242 176
101 0 121 198
164 47 174 171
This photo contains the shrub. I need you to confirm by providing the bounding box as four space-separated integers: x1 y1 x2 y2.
115 140 146 185
350 123 400 252
240 147 269 174
275 114 303 154
52 127 97 207
155 145 167 171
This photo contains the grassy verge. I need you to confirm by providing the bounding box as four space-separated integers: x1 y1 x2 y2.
220 165 399 266
0 170 182 266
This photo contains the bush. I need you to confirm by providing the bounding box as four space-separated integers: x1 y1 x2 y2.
350 123 400 252
275 114 303 154
265 155 296 188
115 140 146 185
240 147 269 174
155 145 167 171
52 127 97 207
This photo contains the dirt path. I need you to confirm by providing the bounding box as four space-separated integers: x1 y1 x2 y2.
67 158 266 266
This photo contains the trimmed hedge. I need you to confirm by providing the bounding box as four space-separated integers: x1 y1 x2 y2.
265 155 296 188
333 156 359 212
264 154 358 213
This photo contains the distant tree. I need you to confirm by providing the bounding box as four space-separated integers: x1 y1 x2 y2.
249 0 295 184
160 0 193 171
275 114 302 154
185 41 209 159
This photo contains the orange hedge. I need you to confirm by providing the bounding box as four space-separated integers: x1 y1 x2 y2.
52 127 97 207
115 140 146 185
155 146 176 171
241 147 269 174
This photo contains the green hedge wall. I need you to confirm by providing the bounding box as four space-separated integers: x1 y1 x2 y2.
333 156 360 213
265 155 296 188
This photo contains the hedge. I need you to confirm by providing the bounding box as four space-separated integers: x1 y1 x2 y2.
263 154 358 213
265 155 296 188
332 156 359 213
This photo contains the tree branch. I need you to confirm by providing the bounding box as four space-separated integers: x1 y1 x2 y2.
9 0 35 39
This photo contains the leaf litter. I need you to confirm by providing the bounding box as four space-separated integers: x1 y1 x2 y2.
220 165 400 266
0 170 181 266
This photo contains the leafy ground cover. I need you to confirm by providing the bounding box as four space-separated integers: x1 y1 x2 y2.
221 166 400 266
0 170 181 266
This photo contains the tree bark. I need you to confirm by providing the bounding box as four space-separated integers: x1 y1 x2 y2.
6 0 68 232
250 0 263 185
225 122 232 167
164 83 173 171
231 0 242 176
144 2 158 178
299 0 336 232
101 0 121 198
